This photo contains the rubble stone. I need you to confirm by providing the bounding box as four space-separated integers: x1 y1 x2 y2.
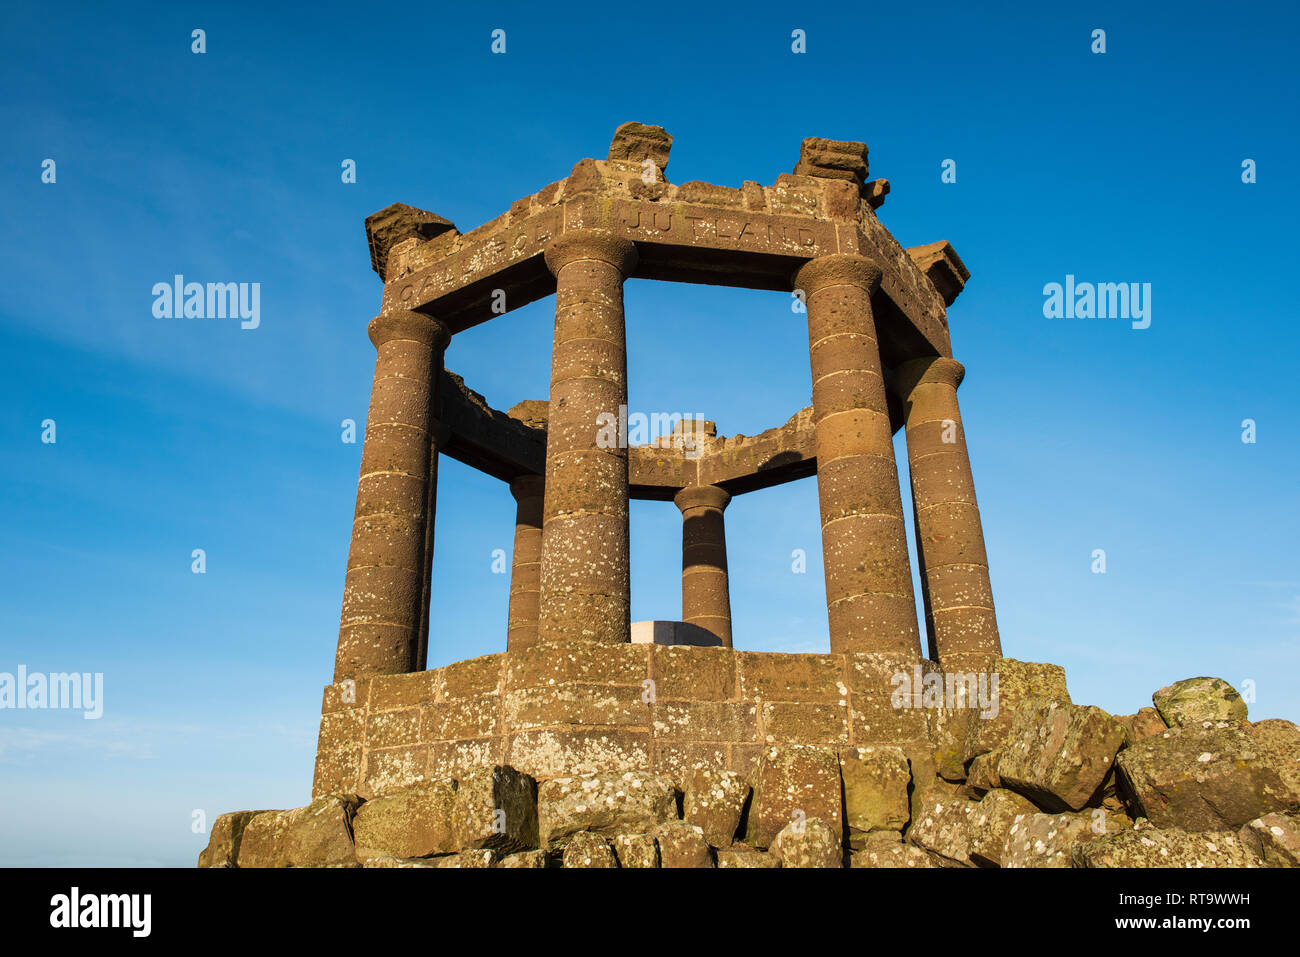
451 765 538 853
996 700 1124 811
744 745 842 848
840 746 910 847
352 780 456 860
198 810 262 868
537 772 677 849
1238 812 1300 867
238 795 361 868
612 833 659 868
1117 723 1300 830
1073 826 1262 867
1152 677 1249 727
682 768 749 848
771 817 843 868
654 821 714 868
968 789 1037 867
562 831 617 868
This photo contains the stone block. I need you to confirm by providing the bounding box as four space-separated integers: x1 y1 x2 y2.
316 709 364 753
967 789 1038 867
434 849 496 868
423 694 500 740
612 833 659 868
851 838 939 868
840 746 910 847
1152 677 1248 728
717 846 781 868
437 654 504 702
1239 812 1300 867
738 652 844 702
960 658 1070 765
907 781 977 867
1118 707 1168 745
562 831 617 868
928 704 974 781
499 849 548 868
322 678 370 714
428 737 504 782
744 745 843 848
1002 811 1104 868
505 683 648 730
238 795 361 868
198 810 262 868
771 817 843 868
996 700 1125 812
1117 723 1300 831
365 708 421 749
760 701 850 746
850 692 930 747
1073 825 1262 868
653 700 757 743
653 742 729 785
506 729 651 780
966 751 1001 793
312 746 360 798
368 670 440 711
1250 719 1300 795
451 765 538 853
360 856 441 868
504 641 648 692
648 645 737 701
360 745 428 798
537 772 677 849
682 768 750 848
352 780 456 860
653 821 714 868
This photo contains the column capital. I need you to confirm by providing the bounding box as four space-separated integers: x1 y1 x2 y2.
793 253 882 297
674 484 731 513
510 473 545 502
544 230 638 277
896 356 965 396
368 310 451 351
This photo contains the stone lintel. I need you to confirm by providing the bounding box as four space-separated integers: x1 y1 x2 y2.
437 374 907 501
377 145 954 364
437 371 545 482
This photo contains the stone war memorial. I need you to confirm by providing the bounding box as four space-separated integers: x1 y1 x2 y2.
201 124 1300 869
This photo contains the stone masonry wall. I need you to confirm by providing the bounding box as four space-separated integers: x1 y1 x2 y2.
314 644 939 800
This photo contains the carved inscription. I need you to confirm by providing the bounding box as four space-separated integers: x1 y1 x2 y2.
384 211 559 312
618 203 824 253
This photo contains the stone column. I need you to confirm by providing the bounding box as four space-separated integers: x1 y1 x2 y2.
794 254 921 656
507 474 545 650
537 231 638 645
334 310 450 682
674 485 733 647
896 357 1001 670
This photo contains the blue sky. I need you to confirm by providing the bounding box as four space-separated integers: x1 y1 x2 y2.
1 1 1296 866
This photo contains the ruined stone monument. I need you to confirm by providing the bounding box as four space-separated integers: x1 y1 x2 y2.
201 124 1300 869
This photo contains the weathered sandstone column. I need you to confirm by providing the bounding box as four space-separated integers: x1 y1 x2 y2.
794 254 921 656
896 356 1001 670
674 485 733 647
507 474 545 649
334 310 450 682
538 231 638 644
